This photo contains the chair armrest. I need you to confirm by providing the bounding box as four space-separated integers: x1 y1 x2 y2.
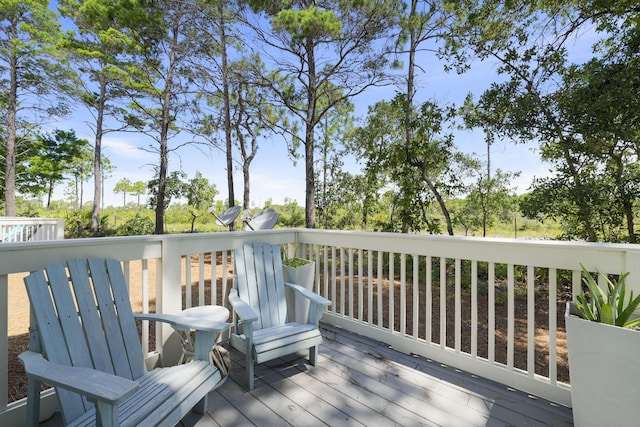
134 313 231 334
228 289 259 323
18 351 138 405
284 282 331 308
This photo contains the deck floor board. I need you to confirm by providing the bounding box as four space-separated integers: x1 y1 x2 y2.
42 323 573 426
184 323 573 427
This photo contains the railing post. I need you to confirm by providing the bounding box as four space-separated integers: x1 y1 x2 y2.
157 237 183 357
623 248 640 296
54 219 65 240
0 274 7 411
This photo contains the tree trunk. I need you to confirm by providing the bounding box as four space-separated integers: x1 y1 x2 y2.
304 36 317 229
243 163 250 210
424 175 454 235
155 22 180 235
4 24 18 216
218 0 235 226
91 80 106 234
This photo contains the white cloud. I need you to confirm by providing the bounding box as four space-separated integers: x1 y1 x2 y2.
103 136 154 161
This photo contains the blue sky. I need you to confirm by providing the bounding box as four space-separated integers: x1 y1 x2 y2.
51 21 598 209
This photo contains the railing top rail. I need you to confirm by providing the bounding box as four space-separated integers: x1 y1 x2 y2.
0 217 62 224
1 228 639 279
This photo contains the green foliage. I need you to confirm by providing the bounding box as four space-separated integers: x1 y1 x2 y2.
575 265 640 329
352 95 474 234
282 257 312 268
278 198 305 228
447 0 640 243
116 212 154 236
19 130 92 209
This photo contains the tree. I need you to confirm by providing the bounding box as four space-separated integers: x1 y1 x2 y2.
456 167 517 237
183 171 217 232
0 0 69 215
248 0 401 228
147 170 186 219
58 0 148 233
184 0 238 214
130 180 146 209
229 59 289 212
315 96 354 229
446 0 640 242
395 0 455 229
113 177 131 207
20 129 89 210
353 96 472 234
100 156 114 210
124 0 197 234
67 140 93 210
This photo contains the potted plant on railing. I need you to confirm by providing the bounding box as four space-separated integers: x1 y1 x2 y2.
282 255 315 323
565 265 640 427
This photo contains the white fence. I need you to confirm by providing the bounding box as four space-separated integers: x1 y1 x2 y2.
1 229 639 424
0 217 64 242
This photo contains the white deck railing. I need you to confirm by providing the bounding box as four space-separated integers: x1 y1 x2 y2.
0 217 64 242
1 229 639 424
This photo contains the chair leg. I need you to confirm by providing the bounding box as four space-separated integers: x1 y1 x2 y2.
309 345 319 366
193 395 207 414
25 378 41 427
246 351 254 390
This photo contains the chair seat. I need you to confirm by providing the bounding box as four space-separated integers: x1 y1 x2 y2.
234 323 323 364
69 360 222 427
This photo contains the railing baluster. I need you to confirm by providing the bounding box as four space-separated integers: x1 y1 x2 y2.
348 248 354 318
367 250 373 325
426 255 432 344
489 262 496 364
413 254 419 340
331 247 337 315
340 248 346 316
184 255 192 308
549 268 558 384
198 253 205 305
572 269 581 301
358 249 363 321
389 252 395 332
314 245 320 295
527 265 535 377
141 259 149 352
455 258 461 353
323 246 329 300
377 251 383 328
440 257 446 349
471 260 478 358
400 253 406 336
507 264 515 370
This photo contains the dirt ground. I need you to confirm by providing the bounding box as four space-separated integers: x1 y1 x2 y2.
6 255 570 403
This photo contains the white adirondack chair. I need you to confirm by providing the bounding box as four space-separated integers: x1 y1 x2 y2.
229 242 331 390
19 258 230 427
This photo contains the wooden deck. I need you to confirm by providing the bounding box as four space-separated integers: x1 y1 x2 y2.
180 324 573 427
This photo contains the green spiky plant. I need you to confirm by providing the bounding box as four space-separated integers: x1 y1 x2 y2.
575 264 640 329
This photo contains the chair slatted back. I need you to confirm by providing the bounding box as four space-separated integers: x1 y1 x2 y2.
24 258 146 423
234 242 288 331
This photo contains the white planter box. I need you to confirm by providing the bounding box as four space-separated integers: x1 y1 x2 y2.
283 261 315 324
565 302 640 426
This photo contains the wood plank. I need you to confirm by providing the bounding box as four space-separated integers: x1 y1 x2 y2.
340 326 568 422
210 369 291 427
320 324 573 424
